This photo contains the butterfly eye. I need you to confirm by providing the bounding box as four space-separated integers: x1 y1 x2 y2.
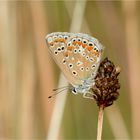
72 88 77 94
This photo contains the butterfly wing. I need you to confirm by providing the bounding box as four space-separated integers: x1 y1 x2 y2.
45 32 104 87
65 33 104 81
46 32 83 86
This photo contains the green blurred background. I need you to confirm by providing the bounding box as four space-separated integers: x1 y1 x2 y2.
0 1 140 139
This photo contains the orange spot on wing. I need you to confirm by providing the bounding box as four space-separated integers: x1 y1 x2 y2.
67 46 73 51
92 50 99 57
87 46 93 51
78 41 82 46
82 43 87 48
54 38 65 43
65 51 69 57
49 42 54 46
54 38 58 42
72 41 77 45
96 52 99 57
92 50 96 55
59 38 65 42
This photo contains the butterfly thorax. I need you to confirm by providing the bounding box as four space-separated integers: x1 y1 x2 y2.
71 78 95 94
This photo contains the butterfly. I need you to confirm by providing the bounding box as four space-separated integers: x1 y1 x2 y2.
45 32 104 99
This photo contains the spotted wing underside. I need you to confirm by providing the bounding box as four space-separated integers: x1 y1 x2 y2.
45 32 104 87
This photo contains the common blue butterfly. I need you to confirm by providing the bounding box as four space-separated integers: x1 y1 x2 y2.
46 32 104 99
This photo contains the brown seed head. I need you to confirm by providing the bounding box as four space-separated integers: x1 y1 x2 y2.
92 57 121 107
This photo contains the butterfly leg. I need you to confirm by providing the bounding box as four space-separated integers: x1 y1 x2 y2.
83 87 101 100
83 92 94 99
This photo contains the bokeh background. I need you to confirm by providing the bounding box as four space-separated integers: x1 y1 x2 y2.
0 1 140 139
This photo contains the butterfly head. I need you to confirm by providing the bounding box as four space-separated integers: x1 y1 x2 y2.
71 78 95 95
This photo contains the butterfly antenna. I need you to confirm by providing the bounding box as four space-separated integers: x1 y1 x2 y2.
48 86 71 99
52 86 70 91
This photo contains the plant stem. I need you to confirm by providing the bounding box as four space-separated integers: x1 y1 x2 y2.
97 104 104 140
